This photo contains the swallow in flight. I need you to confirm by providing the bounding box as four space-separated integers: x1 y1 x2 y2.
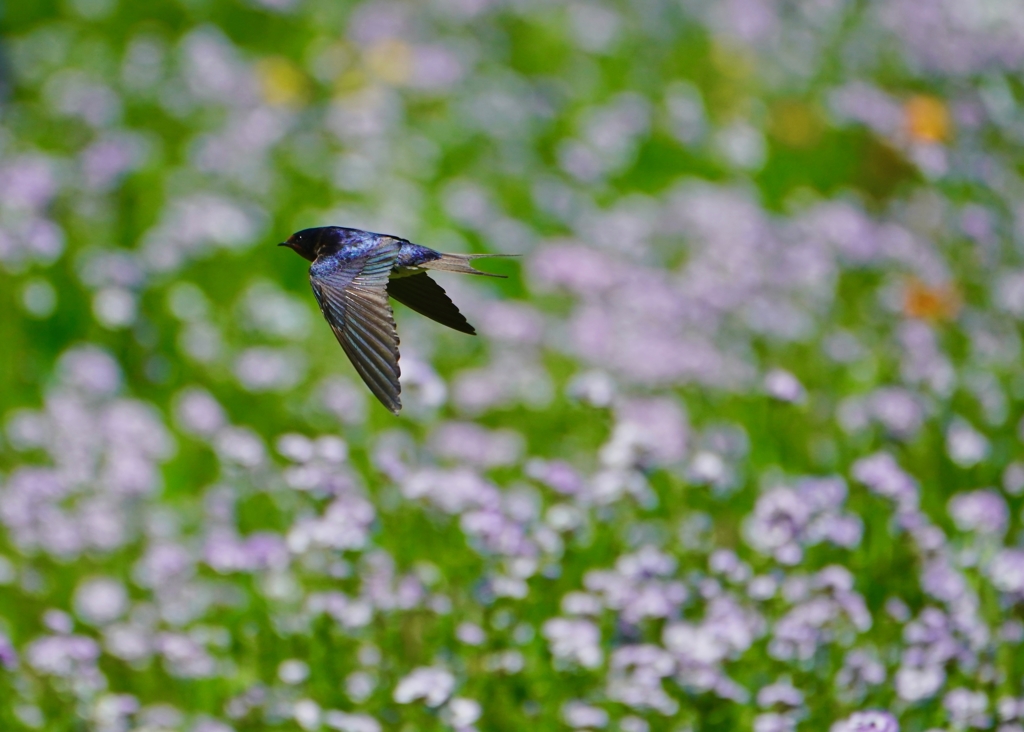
280 226 511 414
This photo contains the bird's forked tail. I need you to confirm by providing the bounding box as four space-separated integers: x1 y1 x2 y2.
422 252 518 278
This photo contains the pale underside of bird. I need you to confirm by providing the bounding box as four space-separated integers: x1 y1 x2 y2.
280 226 512 414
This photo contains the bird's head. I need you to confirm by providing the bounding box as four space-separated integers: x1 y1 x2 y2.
278 227 324 262
280 227 370 261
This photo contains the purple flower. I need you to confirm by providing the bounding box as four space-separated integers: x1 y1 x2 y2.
134 542 194 587
0 633 18 670
664 594 763 694
836 650 886 697
869 388 925 439
73 577 129 625
620 716 650 732
757 680 804 708
709 549 750 583
526 459 584 496
456 622 486 645
393 667 455 707
318 377 368 426
606 645 678 715
92 694 141 730
58 345 122 396
744 477 860 562
408 44 465 90
943 688 991 729
529 243 620 295
754 712 797 732
287 495 375 553
477 301 545 345
174 388 227 437
324 711 381 732
769 567 871 661
429 422 524 468
581 547 688 624
542 617 603 669
155 633 217 679
293 699 321 730
344 671 377 703
897 322 955 396
233 347 306 392
997 696 1021 722
214 427 266 467
798 200 881 262
461 508 532 559
50 71 122 127
611 397 689 467
81 134 144 189
402 467 500 514
764 369 806 403
444 698 482 730
705 0 782 43
881 0 1024 76
996 270 1024 316
562 701 609 729
921 558 968 603
103 623 154 663
830 710 899 732
894 665 945 703
0 155 59 212
743 486 812 563
26 634 101 677
852 452 919 511
946 420 990 468
989 549 1024 596
948 489 1008 535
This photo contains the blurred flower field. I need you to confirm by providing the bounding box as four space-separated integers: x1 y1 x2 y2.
2 0 1024 730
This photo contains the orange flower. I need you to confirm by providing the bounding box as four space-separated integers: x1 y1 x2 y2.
905 95 951 143
903 278 961 321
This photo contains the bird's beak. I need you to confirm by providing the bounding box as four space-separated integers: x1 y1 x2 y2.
278 242 289 247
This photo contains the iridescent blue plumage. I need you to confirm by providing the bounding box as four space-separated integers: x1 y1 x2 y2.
394 243 441 270
280 226 510 414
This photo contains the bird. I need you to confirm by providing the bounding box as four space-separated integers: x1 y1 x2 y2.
280 226 512 414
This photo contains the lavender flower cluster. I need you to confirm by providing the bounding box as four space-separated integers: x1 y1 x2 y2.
2 0 1024 729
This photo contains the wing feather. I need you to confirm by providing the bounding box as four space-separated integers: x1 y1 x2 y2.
309 240 403 414
387 273 476 335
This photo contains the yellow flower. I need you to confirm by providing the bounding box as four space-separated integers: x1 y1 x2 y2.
365 39 413 86
769 100 823 149
256 57 309 107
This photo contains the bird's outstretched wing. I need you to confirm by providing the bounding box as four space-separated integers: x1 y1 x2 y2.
309 240 403 414
387 273 476 335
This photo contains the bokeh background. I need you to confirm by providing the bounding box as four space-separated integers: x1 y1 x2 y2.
2 0 1024 730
